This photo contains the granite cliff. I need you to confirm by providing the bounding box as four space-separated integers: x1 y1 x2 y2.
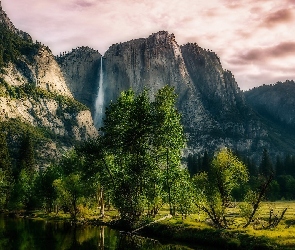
56 47 102 114
60 31 294 159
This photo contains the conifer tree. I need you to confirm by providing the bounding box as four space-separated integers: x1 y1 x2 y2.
18 132 35 174
259 149 274 177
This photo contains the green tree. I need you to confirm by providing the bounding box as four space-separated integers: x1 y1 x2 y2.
53 149 88 220
0 168 10 209
0 131 12 208
34 165 61 213
100 86 185 225
9 168 36 210
18 132 35 174
152 86 186 215
193 148 248 228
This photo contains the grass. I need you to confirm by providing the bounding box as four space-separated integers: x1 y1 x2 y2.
139 201 295 249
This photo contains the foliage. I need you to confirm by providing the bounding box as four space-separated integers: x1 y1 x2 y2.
0 23 40 67
259 149 274 177
193 148 249 228
53 149 92 219
100 86 186 225
0 169 11 209
34 165 61 212
18 132 35 174
8 169 36 210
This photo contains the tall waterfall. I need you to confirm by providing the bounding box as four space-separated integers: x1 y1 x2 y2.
94 57 104 128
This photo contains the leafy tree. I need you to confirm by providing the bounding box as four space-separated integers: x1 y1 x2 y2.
100 86 185 224
0 168 10 209
193 148 248 228
152 86 186 215
53 150 88 220
8 168 36 210
54 173 84 219
34 165 61 212
277 175 295 200
75 137 115 217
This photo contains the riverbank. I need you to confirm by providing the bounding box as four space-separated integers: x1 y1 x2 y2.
2 201 295 250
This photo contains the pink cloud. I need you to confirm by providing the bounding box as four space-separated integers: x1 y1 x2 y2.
261 8 294 27
228 42 295 65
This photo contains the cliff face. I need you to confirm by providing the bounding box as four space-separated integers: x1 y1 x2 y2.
57 47 102 114
100 31 273 157
2 46 73 97
0 3 98 167
103 31 208 134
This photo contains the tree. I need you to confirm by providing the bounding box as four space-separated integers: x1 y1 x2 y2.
18 132 35 174
259 149 274 177
193 148 248 228
53 149 88 220
100 86 185 225
34 165 61 213
152 86 186 215
0 131 12 208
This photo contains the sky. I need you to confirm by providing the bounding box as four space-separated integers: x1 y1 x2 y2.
1 0 295 90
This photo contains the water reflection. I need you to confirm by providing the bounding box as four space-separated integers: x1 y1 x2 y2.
0 215 195 250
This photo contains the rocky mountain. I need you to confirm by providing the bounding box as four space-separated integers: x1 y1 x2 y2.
245 80 295 130
60 31 295 160
0 3 97 167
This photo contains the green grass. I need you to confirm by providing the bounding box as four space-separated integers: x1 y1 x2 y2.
139 201 295 249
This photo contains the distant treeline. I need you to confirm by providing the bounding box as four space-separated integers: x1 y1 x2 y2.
187 149 295 200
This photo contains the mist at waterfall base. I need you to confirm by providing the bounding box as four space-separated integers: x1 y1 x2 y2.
94 57 104 128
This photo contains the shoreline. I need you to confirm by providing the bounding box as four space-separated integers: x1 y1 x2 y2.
1 210 294 249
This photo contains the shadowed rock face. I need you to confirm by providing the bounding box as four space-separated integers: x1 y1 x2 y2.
245 80 295 128
57 47 102 115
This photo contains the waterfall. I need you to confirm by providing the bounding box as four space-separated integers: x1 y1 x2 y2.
94 57 104 128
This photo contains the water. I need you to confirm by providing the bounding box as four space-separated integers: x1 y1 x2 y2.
94 56 104 128
0 215 199 250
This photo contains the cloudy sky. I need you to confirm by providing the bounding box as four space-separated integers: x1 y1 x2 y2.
1 0 295 90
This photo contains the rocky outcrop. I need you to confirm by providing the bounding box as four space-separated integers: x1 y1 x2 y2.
0 87 97 141
2 46 73 97
57 47 101 114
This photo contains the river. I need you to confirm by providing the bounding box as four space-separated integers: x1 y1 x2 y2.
0 214 213 250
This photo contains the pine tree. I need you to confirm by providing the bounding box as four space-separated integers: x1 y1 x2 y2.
0 131 12 173
18 132 35 174
259 149 274 177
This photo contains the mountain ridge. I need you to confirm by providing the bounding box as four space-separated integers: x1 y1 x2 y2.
2 0 295 164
